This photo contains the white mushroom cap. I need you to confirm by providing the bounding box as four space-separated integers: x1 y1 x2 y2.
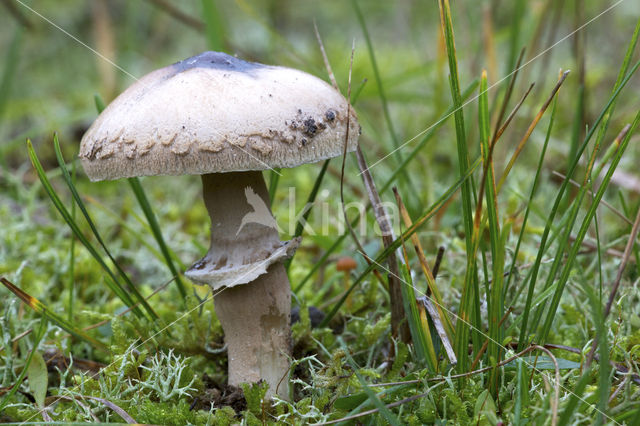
79 51 359 181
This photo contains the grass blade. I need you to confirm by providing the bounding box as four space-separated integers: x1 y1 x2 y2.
128 178 186 299
399 244 439 371
518 60 640 347
394 187 455 342
438 0 479 372
507 95 556 341
0 317 48 414
0 278 107 351
478 71 505 396
68 159 77 322
53 135 158 319
319 157 480 328
26 140 144 318
538 112 639 343
352 0 403 157
556 367 593 426
395 190 439 371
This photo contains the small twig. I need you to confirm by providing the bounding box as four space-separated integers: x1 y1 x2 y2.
313 20 338 90
608 375 628 404
48 394 135 423
497 70 570 192
357 146 408 342
0 0 32 28
432 246 445 280
145 0 204 31
493 82 535 144
491 48 526 142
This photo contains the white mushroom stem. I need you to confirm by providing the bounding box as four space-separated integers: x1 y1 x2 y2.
186 171 293 400
214 263 291 399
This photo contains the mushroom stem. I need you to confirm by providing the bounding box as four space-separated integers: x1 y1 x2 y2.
186 171 292 400
214 263 291 399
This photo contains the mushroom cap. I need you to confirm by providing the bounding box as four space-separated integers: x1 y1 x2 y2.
79 51 359 181
336 256 358 272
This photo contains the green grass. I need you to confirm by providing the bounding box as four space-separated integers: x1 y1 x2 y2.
1 1 640 424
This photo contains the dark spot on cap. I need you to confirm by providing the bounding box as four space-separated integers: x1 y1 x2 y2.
325 109 336 122
171 51 266 76
303 118 318 136
301 138 307 146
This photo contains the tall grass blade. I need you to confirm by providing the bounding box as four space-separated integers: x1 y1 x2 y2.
395 188 455 341
513 358 529 425
394 189 439 370
398 243 438 371
508 96 556 344
478 71 504 396
538 112 639 343
352 0 402 156
52 135 158 319
506 0 526 72
26 140 144 318
127 178 186 299
68 159 76 321
591 18 639 162
319 157 480 328
438 0 479 372
580 280 610 424
518 60 639 347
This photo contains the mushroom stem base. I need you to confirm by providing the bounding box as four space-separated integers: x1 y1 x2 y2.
214 263 292 400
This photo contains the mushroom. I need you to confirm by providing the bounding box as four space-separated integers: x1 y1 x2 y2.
336 256 358 308
79 51 359 399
